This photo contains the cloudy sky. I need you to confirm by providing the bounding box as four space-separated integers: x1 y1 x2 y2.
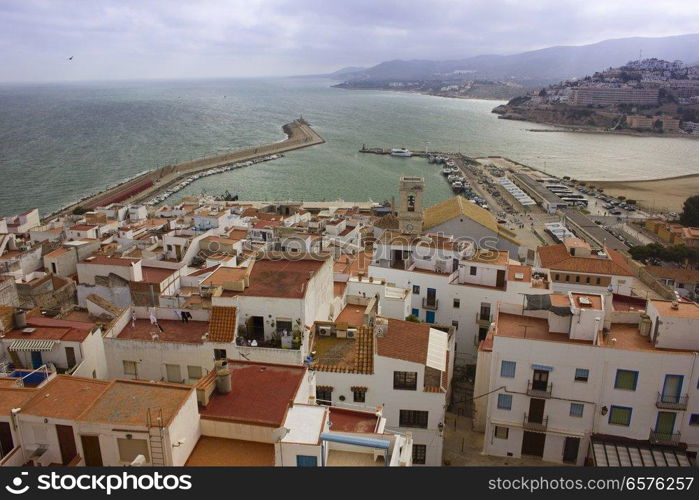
1 0 698 82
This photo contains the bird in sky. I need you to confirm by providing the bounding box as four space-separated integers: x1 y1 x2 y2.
67 56 73 61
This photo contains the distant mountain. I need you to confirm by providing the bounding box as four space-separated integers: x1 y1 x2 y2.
338 34 699 84
327 66 368 78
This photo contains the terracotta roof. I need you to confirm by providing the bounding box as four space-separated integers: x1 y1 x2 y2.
328 407 379 433
312 325 374 374
82 255 139 267
650 299 699 319
3 316 95 342
242 259 326 299
0 387 36 415
537 244 633 276
376 318 431 365
116 318 209 344
20 375 109 420
199 361 306 427
185 436 275 466
508 265 532 282
423 196 520 244
208 306 237 343
141 266 176 284
78 379 193 426
645 266 699 283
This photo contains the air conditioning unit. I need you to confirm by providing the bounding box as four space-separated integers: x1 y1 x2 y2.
318 326 332 337
346 328 357 339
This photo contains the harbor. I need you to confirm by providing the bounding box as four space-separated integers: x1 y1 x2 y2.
45 119 324 222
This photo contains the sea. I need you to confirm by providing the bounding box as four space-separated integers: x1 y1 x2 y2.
1 77 699 217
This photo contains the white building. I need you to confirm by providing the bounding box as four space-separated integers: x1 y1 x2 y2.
474 293 699 466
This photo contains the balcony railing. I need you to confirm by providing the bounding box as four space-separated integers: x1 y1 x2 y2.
649 429 682 446
476 312 492 326
656 392 688 410
422 298 439 310
527 380 553 398
523 413 548 432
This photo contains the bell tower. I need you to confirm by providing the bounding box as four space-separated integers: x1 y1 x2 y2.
397 176 424 235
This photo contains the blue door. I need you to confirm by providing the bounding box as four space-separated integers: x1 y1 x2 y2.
30 351 43 369
425 311 435 324
296 455 318 467
411 308 419 317
661 375 683 404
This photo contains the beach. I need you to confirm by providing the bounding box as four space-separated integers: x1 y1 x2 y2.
588 174 699 213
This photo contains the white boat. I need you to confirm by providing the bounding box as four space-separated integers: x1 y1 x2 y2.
442 166 452 176
391 148 412 157
451 181 464 192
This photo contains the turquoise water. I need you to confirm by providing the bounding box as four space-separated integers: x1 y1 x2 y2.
1 77 698 216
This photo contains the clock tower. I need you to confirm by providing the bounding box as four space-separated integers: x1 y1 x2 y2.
397 176 424 235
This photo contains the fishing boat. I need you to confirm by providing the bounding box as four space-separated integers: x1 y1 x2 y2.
451 181 464 192
442 166 452 176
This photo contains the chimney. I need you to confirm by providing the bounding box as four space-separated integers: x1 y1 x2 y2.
14 310 26 329
215 359 232 394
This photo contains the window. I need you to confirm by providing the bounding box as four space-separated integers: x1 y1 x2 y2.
500 361 516 378
316 387 333 405
117 438 149 463
596 277 601 285
609 406 632 426
296 455 318 467
586 276 591 284
570 403 584 417
123 360 137 376
399 410 428 428
690 414 699 426
412 285 420 294
575 276 580 283
352 387 367 403
165 364 181 383
453 298 460 308
574 368 589 382
187 365 203 380
451 320 459 330
565 275 570 282
214 348 227 360
614 369 638 391
494 426 509 439
412 444 427 464
555 274 560 281
497 394 512 410
470 266 477 276
480 302 491 320
394 371 418 390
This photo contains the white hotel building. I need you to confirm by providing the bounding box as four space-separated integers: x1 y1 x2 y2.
474 292 699 466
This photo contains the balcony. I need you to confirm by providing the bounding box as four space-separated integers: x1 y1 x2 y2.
656 392 688 410
476 312 492 327
649 429 682 446
527 380 552 399
422 298 439 310
523 413 548 432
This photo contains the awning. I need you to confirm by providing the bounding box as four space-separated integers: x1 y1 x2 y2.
9 339 57 352
590 438 691 466
320 433 390 450
531 364 553 372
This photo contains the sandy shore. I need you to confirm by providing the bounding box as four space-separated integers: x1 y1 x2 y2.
587 174 699 213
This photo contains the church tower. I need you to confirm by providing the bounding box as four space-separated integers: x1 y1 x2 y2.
397 176 424 235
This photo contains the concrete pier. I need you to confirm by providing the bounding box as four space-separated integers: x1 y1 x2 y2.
50 119 324 220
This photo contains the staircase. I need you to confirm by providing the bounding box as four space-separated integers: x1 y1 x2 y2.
146 408 166 466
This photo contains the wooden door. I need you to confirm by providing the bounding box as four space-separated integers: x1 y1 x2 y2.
56 425 77 465
528 398 546 423
0 422 14 458
65 347 76 368
521 431 545 457
496 269 506 288
562 437 580 464
81 435 103 466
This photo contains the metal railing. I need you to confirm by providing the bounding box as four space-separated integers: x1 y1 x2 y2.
656 392 688 410
523 413 548 431
527 380 553 398
649 429 682 446
422 298 439 310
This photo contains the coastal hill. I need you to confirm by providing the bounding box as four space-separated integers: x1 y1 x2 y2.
491 58 699 135
334 33 699 85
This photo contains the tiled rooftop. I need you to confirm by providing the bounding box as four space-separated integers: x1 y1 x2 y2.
208 306 237 343
312 326 373 374
328 407 379 433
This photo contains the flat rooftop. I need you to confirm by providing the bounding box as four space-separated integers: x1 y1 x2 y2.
78 379 193 426
185 436 275 466
199 361 306 427
335 304 366 327
282 404 326 445
20 375 109 420
495 313 581 344
312 327 373 375
571 293 603 310
141 266 177 284
328 407 380 434
651 300 699 319
116 319 208 344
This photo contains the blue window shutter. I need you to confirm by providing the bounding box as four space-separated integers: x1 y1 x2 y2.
497 394 512 410
500 361 516 378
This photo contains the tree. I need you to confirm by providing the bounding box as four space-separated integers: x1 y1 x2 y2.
680 195 699 227
405 314 420 323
